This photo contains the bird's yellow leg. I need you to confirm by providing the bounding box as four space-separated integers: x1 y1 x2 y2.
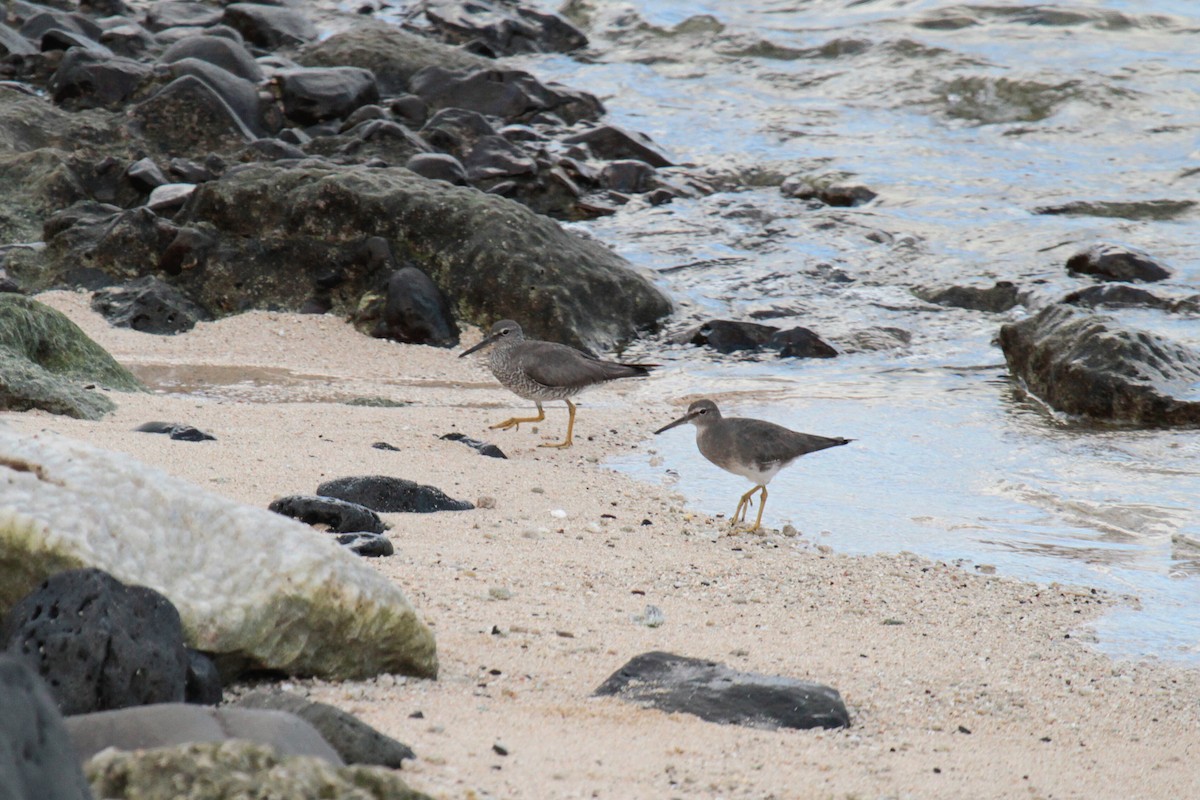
730 485 761 529
746 486 768 533
490 402 544 431
540 399 576 448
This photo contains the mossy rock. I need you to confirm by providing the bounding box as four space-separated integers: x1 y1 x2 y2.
0 294 142 419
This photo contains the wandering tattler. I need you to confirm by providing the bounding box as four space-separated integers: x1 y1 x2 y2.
459 320 655 448
654 398 850 532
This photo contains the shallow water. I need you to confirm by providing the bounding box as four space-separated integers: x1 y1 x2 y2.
513 0 1200 661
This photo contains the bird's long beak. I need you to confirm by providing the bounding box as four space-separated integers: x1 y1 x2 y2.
654 411 697 435
459 332 501 358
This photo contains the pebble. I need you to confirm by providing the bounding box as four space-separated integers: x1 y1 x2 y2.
634 605 665 628
550 509 568 519
476 496 497 509
488 586 514 600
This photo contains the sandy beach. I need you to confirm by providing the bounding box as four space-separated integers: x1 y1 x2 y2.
6 290 1199 799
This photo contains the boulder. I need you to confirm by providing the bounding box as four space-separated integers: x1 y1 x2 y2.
163 56 273 136
268 495 387 534
410 66 603 124
999 304 1200 426
365 264 461 347
83 741 433 800
91 275 213 334
222 3 317 49
0 655 94 800
421 0 587 55
0 149 91 244
316 475 474 513
160 34 264 83
2 569 190 715
65 703 341 763
276 66 380 126
562 124 673 167
297 21 490 96
0 294 142 419
1065 243 1172 283
145 1 225 32
0 430 438 679
677 319 776 353
595 651 851 730
0 86 122 159
0 23 38 57
235 689 415 768
47 49 152 111
768 326 838 358
1061 283 1173 310
130 75 258 155
914 280 1021 312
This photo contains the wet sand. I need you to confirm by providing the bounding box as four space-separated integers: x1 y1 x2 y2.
6 290 1199 799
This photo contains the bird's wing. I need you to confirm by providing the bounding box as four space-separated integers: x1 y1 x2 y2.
516 341 648 389
732 418 849 467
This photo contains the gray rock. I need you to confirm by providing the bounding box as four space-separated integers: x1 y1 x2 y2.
222 3 317 49
563 124 673 167
164 56 273 136
91 275 212 334
915 280 1021 312
999 304 1200 426
1066 242 1173 283
0 86 122 158
130 75 258 154
768 326 838 358
47 49 152 110
422 0 587 55
595 651 851 730
0 430 439 680
0 294 142 419
126 156 168 191
439 432 506 458
410 66 603 124
83 740 433 800
317 475 474 513
65 703 341 763
405 152 467 185
370 264 460 346
160 34 264 82
1061 283 1173 310
0 655 93 800
677 319 777 353
297 21 489 95
277 66 379 126
134 421 217 441
145 1 225 32
268 494 387 534
1 569 189 715
146 182 196 211
235 689 415 768
310 119 430 166
0 22 39 57
334 532 394 557
600 159 655 193
185 650 222 705
99 21 157 58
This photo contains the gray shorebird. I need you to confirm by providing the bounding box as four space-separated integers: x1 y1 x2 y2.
654 398 850 532
459 320 655 448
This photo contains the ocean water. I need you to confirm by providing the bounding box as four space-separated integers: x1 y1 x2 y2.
512 0 1200 662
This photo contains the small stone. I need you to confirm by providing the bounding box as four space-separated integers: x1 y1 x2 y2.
476 496 497 509
550 509 567 519
488 586 513 601
634 605 665 628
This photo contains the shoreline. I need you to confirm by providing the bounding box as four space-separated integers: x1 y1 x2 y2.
6 290 1199 799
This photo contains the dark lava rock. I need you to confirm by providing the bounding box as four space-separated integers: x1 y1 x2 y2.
410 66 602 125
297 21 490 96
1061 283 1174 310
405 152 468 185
317 475 474 513
268 494 387 534
0 654 94 800
915 280 1021 312
235 689 415 767
1 568 190 715
131 74 258 154
563 124 673 167
768 326 838 358
222 3 317 49
276 66 380 126
334 532 394 557
595 651 851 730
47 49 152 110
440 431 506 459
100 21 157 59
91 275 212 334
317 118 431 166
160 35 264 83
1065 243 1173 283
126 156 169 191
376 265 460 346
678 319 777 354
185 650 223 705
999 304 1200 426
600 159 655 193
1035 199 1195 220
421 0 587 55
134 420 217 441
390 94 428 128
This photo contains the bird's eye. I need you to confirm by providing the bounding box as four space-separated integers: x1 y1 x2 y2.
698 408 707 415
500 328 510 336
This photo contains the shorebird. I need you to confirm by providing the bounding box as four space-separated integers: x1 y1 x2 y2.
459 320 655 448
654 398 850 532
